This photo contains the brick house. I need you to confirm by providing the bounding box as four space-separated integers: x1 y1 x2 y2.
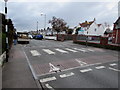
112 17 120 44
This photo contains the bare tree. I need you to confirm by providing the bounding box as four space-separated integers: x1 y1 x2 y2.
49 16 67 34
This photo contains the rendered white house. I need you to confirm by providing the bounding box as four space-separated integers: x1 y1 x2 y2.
78 19 106 36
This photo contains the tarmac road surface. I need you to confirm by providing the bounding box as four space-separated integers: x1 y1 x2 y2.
22 40 119 89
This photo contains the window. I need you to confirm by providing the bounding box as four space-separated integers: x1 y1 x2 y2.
95 28 97 32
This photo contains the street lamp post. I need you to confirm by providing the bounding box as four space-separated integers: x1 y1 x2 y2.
41 13 46 37
37 21 38 30
4 0 8 62
86 31 88 47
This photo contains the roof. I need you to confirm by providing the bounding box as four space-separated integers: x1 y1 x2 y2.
79 20 94 27
114 17 120 24
97 24 102 27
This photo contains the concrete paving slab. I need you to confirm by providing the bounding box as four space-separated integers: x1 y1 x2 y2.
2 45 39 88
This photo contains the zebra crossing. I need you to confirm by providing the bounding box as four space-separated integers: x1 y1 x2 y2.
30 50 41 56
30 48 95 56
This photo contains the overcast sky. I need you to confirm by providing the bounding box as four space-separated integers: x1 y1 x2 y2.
0 0 119 31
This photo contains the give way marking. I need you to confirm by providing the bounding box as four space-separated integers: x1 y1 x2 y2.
49 63 61 72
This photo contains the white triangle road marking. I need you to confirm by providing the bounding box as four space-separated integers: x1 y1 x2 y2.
75 59 87 66
49 63 60 72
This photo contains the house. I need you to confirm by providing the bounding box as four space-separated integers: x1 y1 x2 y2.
79 18 106 36
112 17 120 44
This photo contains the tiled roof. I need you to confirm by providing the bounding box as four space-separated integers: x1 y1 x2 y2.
97 24 102 27
79 21 94 27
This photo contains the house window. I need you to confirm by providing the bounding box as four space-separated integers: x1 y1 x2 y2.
94 28 97 32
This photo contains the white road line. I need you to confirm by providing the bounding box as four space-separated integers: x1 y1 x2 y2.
30 50 41 56
23 49 37 79
74 48 87 52
108 67 120 72
109 63 117 66
75 59 87 66
81 48 94 52
55 48 68 53
87 49 95 52
95 66 106 69
49 63 60 72
40 76 56 83
65 48 78 52
42 49 55 55
45 84 54 89
80 68 92 73
61 63 101 72
60 72 74 78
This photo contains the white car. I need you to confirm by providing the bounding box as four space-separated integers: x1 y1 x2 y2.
28 35 33 39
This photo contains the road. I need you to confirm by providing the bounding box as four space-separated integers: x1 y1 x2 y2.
22 39 119 89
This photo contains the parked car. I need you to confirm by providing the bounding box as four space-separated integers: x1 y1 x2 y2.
28 35 33 39
33 35 43 40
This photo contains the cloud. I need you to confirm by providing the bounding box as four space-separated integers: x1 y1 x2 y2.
0 1 118 31
0 0 119 2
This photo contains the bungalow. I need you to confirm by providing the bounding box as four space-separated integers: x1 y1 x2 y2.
112 17 120 44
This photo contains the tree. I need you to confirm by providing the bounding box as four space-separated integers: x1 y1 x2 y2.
75 27 81 34
49 16 67 33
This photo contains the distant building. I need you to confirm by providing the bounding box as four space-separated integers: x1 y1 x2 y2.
112 17 120 44
79 18 106 36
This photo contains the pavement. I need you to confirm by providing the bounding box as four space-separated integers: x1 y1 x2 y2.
2 44 41 89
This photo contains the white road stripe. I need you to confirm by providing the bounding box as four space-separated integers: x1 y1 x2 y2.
65 48 78 52
109 67 120 72
80 68 92 73
45 84 54 89
74 48 87 52
95 66 105 69
30 50 41 56
87 49 95 52
55 48 68 53
75 59 87 66
42 49 55 55
40 76 56 83
109 63 117 66
60 72 74 78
